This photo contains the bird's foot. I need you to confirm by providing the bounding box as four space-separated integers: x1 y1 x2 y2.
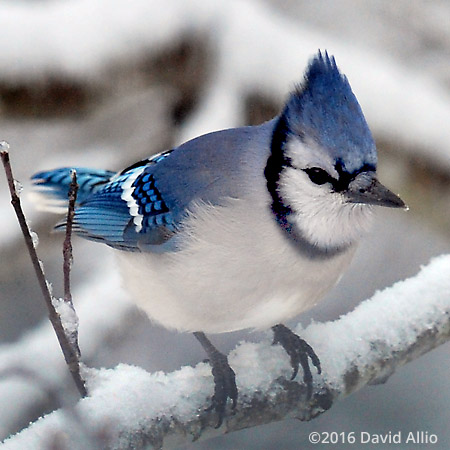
205 350 237 427
194 332 238 428
272 324 321 399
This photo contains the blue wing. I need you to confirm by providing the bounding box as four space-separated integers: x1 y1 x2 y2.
32 122 274 252
67 168 146 251
32 151 181 252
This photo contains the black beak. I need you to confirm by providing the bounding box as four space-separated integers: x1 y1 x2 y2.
346 172 406 209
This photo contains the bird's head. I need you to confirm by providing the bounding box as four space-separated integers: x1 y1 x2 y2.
268 51 406 251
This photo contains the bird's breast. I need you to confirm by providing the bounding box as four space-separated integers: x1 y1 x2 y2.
116 197 357 333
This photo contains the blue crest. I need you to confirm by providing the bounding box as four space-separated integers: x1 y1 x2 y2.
284 51 377 174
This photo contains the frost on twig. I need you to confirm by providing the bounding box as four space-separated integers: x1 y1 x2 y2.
3 255 450 450
0 146 86 397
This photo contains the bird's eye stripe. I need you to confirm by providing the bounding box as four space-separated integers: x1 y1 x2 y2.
303 168 335 185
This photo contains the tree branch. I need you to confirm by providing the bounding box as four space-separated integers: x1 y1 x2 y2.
2 254 449 449
61 170 84 365
63 170 78 307
0 144 86 398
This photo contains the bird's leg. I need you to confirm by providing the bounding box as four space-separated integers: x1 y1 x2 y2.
193 331 238 428
272 323 321 399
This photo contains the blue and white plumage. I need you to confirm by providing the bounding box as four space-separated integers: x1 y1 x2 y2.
32 51 404 332
32 52 405 416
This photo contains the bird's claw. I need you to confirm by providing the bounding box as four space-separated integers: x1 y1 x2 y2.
194 331 238 427
272 324 321 399
205 351 238 428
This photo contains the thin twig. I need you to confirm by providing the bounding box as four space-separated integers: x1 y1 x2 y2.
1 144 87 397
63 170 77 306
62 169 83 359
61 170 82 359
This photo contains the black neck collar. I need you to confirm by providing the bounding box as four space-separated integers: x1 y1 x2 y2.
264 115 348 259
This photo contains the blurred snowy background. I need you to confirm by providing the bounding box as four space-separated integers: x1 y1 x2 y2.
0 0 449 448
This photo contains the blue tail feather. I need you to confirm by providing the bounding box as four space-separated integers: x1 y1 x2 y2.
31 159 179 252
32 167 115 205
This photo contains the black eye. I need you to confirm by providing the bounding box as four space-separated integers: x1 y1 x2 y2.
304 168 334 186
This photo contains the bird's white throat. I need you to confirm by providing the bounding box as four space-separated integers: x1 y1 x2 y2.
278 166 374 250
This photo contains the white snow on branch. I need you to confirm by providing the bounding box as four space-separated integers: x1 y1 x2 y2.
299 254 450 388
51 297 79 344
2 254 449 449
0 256 132 439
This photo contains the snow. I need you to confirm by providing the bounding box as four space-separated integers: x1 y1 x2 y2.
84 363 211 430
51 297 79 344
177 1 450 171
0 1 449 170
29 231 39 248
2 254 449 449
11 180 22 196
0 255 132 439
0 0 450 447
0 0 215 83
306 253 450 387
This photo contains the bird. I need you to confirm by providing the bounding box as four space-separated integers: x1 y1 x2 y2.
31 51 406 427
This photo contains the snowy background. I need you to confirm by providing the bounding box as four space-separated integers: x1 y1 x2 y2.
0 0 450 448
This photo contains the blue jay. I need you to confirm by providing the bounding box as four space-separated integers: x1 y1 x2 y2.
32 51 405 426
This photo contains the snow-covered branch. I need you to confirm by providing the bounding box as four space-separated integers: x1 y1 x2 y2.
2 254 449 450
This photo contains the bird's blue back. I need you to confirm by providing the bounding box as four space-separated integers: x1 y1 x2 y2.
32 121 275 252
